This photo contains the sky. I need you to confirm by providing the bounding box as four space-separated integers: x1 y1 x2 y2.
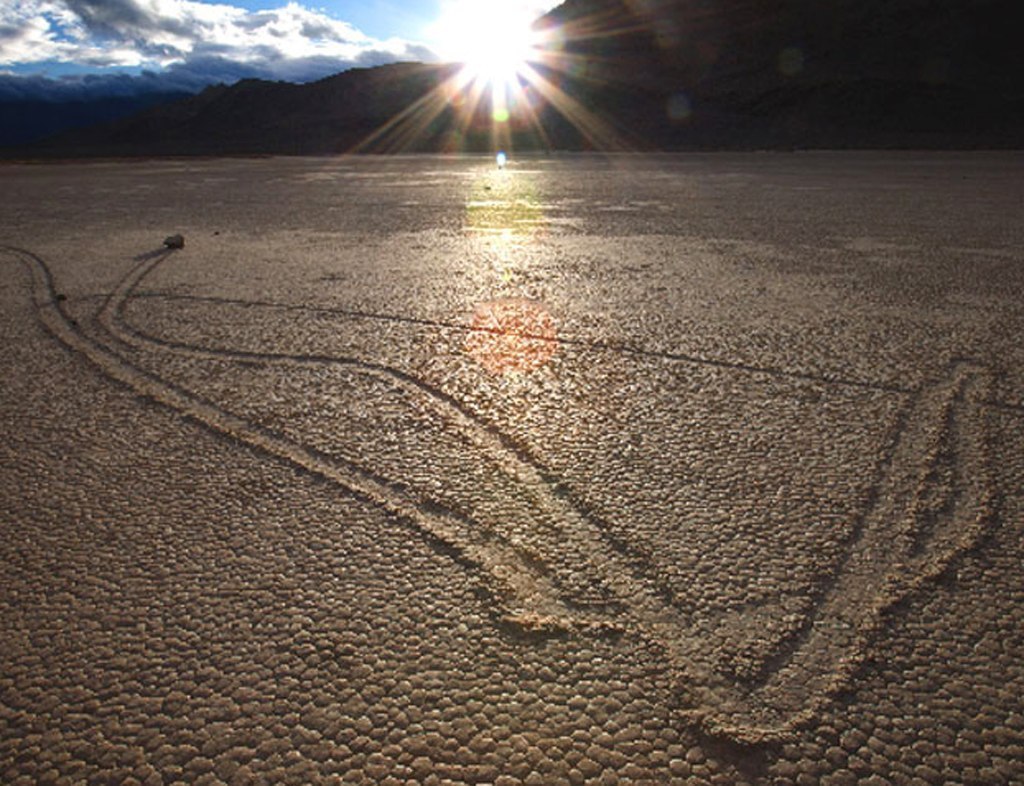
0 0 561 99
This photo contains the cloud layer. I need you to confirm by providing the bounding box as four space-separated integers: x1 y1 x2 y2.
0 0 437 98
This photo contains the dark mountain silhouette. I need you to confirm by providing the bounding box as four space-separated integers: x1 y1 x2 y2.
534 0 1023 148
6 0 1021 156
22 64 467 157
0 91 191 148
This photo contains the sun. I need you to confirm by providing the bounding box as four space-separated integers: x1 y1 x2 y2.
429 0 547 108
358 1 628 153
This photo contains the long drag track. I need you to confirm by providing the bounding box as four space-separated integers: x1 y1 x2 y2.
1 240 1004 743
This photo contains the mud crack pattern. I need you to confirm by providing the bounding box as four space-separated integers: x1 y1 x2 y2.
3 244 1003 747
2 153 1022 786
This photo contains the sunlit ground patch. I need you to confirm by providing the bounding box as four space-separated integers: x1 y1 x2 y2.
465 168 545 238
465 168 546 283
465 298 558 374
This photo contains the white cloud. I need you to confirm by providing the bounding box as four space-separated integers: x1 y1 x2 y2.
0 0 437 78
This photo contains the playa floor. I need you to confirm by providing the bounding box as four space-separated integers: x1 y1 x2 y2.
2 153 1023 785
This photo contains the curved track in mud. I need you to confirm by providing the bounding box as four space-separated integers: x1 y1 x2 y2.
3 244 1001 744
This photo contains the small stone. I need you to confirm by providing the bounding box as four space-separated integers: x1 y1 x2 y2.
821 769 857 786
913 764 942 783
860 776 891 786
773 760 799 778
668 758 690 777
577 756 601 778
164 234 185 249
840 729 868 752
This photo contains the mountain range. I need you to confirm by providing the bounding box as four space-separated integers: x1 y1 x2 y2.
4 0 1021 156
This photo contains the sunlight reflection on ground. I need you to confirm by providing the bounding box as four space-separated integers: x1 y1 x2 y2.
464 297 558 374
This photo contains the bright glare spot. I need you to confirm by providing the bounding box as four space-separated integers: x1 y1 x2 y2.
430 1 547 97
465 298 558 375
496 151 508 168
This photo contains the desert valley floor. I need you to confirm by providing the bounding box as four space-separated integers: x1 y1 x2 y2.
2 152 1023 785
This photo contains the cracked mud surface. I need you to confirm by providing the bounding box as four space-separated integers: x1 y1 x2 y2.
2 153 1023 784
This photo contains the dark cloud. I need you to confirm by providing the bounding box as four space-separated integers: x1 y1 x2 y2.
300 21 336 40
0 24 23 42
235 14 275 32
62 0 192 41
355 47 427 68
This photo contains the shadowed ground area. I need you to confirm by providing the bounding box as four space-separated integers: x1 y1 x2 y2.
2 152 1023 784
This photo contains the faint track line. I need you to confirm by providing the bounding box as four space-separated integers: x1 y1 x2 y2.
126 290 916 394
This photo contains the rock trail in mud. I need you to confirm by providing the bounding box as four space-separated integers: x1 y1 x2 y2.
3 244 1003 744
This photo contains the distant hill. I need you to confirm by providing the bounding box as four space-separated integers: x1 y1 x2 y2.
6 0 1022 156
24 63 464 157
534 0 1023 148
0 92 191 148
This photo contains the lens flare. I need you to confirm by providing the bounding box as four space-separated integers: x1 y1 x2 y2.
429 0 549 125
354 1 634 154
465 298 557 374
432 1 545 83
